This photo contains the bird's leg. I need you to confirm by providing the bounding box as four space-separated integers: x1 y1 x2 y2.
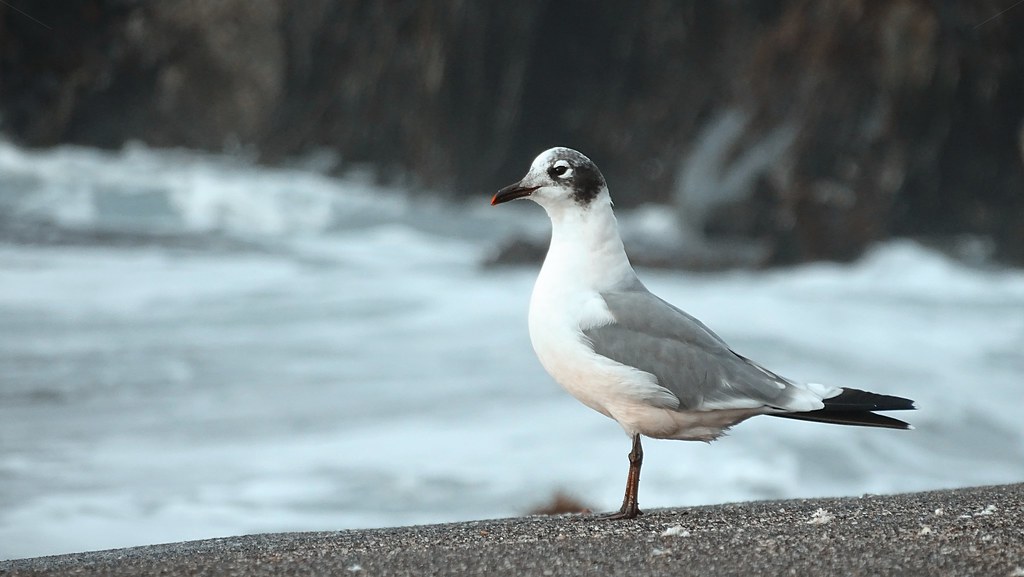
601 434 643 520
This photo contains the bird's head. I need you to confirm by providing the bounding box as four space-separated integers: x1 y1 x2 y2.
491 147 608 211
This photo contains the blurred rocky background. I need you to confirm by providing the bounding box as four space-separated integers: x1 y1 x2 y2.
1 0 1022 266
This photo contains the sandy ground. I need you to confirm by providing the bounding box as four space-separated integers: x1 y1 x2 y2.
2 483 1021 577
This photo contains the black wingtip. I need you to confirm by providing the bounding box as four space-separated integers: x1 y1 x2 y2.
822 387 916 412
770 410 913 430
768 387 916 430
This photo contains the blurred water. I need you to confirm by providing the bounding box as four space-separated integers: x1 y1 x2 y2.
1 141 1022 560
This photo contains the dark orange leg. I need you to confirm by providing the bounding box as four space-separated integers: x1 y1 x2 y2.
601 434 643 520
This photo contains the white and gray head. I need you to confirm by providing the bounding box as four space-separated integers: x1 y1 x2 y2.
491 147 609 210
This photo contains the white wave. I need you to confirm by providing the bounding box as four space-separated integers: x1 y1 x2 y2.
0 140 406 236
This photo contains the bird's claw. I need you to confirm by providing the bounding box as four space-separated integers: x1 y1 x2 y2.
598 506 643 520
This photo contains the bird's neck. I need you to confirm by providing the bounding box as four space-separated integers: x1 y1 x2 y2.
540 198 636 292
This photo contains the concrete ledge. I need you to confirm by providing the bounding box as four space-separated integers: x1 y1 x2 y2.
2 484 1021 576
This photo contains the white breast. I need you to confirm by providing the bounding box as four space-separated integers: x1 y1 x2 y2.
528 280 615 416
527 244 679 426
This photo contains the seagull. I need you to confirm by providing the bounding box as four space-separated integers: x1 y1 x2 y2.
491 147 915 519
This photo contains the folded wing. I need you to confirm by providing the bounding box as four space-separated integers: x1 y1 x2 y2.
584 286 822 412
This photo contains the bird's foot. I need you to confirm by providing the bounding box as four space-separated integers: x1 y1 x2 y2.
598 505 643 520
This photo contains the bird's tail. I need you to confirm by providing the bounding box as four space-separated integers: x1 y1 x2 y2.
769 387 916 430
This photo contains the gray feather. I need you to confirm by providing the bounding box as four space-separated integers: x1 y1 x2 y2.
583 285 803 411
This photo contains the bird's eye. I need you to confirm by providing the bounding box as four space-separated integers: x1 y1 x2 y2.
549 161 572 179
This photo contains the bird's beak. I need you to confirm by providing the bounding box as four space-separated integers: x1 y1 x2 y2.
491 182 540 206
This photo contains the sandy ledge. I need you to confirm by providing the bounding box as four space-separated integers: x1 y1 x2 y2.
1 483 1021 577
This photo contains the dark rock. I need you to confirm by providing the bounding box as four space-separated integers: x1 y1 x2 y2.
0 0 283 149
527 491 593 516
483 237 548 268
737 0 1024 265
483 232 768 271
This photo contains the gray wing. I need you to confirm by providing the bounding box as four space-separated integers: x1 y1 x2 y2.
583 286 802 411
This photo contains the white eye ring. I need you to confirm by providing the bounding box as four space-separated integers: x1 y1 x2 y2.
550 161 573 179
